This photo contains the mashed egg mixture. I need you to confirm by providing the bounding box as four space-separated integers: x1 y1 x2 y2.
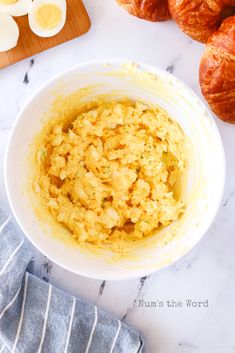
32 98 186 252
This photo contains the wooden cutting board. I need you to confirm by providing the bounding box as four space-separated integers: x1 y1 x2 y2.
0 0 91 69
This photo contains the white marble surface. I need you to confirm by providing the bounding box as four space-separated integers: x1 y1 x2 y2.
1 1 235 352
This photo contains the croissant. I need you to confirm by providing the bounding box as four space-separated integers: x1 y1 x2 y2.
116 0 171 21
168 0 235 43
199 16 235 123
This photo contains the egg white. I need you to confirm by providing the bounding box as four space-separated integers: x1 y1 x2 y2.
0 0 32 17
28 0 66 38
0 12 19 52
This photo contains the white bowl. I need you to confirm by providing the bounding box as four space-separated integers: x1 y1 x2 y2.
5 60 225 280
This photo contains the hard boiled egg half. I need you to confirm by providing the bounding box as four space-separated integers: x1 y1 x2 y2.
0 12 19 51
0 0 32 17
29 0 66 37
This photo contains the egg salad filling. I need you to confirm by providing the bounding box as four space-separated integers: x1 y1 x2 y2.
36 4 62 29
33 99 186 250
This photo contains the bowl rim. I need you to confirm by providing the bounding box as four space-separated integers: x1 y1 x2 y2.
4 59 226 280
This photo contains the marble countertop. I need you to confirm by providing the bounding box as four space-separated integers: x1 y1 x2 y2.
1 1 235 352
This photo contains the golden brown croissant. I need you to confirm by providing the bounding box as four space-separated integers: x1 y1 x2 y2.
116 0 171 21
168 0 235 43
199 16 235 123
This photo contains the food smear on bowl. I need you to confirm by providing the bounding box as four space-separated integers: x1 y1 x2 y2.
30 93 187 253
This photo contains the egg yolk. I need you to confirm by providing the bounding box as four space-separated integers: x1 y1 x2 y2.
0 0 17 4
36 4 62 29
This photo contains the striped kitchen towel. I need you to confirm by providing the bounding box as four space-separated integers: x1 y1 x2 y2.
0 206 144 353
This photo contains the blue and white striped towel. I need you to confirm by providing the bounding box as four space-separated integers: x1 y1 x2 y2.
0 206 144 353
